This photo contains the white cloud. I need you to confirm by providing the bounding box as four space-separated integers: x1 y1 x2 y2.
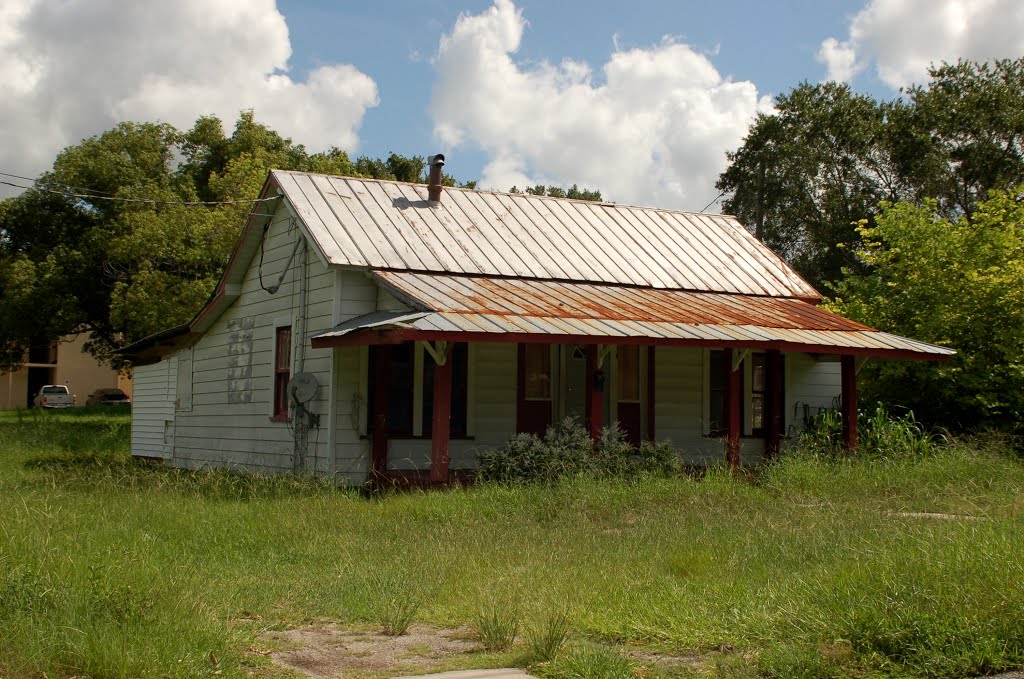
429 0 772 211
0 0 378 195
817 37 858 83
819 0 1024 89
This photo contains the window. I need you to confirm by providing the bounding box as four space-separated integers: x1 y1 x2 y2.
708 350 730 436
751 353 766 434
273 326 291 419
368 342 470 438
707 351 780 437
423 343 469 437
523 344 551 400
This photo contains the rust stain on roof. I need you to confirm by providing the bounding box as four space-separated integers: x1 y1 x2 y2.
375 271 868 332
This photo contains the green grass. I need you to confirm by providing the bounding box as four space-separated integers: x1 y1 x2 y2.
1 409 1023 678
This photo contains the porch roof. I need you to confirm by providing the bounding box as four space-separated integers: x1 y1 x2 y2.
311 272 954 361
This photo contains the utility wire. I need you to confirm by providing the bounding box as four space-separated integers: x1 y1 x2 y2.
700 189 727 213
0 179 281 206
0 171 117 198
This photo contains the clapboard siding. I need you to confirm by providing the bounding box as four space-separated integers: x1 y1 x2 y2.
164 201 337 474
786 353 842 436
654 348 721 465
130 360 174 458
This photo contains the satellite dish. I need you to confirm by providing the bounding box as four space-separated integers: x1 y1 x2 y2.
288 372 319 404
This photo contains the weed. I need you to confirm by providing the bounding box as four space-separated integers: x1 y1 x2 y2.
550 644 635 678
473 596 521 651
525 608 571 663
368 573 423 636
795 401 942 459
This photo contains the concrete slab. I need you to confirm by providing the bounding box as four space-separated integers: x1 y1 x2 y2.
393 670 536 679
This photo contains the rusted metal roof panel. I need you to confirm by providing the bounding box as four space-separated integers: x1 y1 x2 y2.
271 170 820 299
309 271 953 358
376 271 867 331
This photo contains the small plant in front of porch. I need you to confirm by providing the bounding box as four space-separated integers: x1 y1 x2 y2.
477 419 680 484
795 402 943 459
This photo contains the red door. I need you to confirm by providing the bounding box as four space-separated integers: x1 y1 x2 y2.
517 344 552 436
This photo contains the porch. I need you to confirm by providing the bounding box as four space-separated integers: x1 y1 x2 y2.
311 271 952 485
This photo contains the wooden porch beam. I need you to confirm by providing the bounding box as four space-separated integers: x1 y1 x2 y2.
841 354 858 452
725 348 741 470
429 343 453 484
311 330 951 363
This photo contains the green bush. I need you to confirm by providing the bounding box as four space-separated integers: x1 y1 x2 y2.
477 418 680 484
795 402 942 459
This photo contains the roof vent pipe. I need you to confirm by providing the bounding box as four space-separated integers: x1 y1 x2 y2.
427 154 445 203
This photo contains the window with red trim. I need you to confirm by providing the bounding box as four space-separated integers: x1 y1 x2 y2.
367 342 469 438
273 326 291 419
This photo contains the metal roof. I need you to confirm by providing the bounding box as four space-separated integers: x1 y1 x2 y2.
271 170 820 299
311 272 954 360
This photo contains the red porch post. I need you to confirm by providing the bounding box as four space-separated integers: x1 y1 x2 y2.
724 348 741 470
585 344 602 441
429 343 453 484
371 345 391 477
841 355 858 451
646 346 656 442
765 349 784 458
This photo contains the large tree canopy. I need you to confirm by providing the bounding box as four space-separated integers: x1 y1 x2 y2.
0 112 475 370
717 58 1024 291
829 188 1024 430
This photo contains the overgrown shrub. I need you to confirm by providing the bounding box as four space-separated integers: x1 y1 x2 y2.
795 402 943 459
476 418 680 484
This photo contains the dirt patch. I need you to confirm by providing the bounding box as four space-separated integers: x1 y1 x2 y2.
263 623 480 678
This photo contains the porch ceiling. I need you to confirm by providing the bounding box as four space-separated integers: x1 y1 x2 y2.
311 272 955 361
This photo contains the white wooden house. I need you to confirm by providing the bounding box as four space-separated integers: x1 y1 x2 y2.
123 158 953 485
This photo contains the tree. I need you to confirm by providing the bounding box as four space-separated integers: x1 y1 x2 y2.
828 188 1024 430
717 82 895 289
0 113 475 370
718 59 1024 291
512 184 602 201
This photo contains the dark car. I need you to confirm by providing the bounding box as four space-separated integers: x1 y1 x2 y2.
86 388 131 407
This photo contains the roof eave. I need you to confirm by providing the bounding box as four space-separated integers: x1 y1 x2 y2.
310 326 954 362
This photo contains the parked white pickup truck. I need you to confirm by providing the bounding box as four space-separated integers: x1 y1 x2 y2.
33 384 76 408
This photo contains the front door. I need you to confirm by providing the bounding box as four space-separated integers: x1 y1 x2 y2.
516 344 552 436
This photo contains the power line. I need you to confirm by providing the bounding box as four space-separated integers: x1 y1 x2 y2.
0 171 123 198
700 189 727 213
0 179 281 206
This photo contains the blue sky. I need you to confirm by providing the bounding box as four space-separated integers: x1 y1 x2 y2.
3 0 1023 209
278 0 879 184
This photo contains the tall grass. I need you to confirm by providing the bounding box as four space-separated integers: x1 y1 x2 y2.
1 409 1023 678
796 401 944 459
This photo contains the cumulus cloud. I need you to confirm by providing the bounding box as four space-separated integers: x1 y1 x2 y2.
430 0 772 211
0 0 378 195
818 0 1024 88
